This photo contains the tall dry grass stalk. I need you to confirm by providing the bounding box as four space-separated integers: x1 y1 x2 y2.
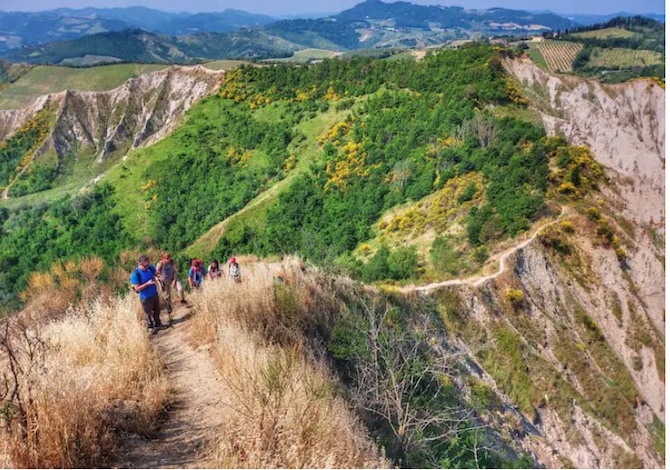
1 295 169 468
189 257 343 347
190 257 385 467
210 325 385 468
19 257 127 322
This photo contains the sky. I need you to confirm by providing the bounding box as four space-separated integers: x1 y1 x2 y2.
0 0 664 16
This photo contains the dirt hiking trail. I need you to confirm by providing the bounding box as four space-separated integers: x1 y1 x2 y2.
115 305 227 469
401 206 570 293
114 209 570 468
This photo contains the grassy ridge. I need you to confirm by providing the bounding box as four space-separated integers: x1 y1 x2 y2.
2 258 169 467
0 63 168 109
572 27 637 39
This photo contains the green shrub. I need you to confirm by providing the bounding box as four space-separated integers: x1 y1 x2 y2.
387 246 418 280
430 236 461 275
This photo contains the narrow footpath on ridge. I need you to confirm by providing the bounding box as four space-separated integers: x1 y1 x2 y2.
400 206 571 293
114 208 570 468
115 305 229 469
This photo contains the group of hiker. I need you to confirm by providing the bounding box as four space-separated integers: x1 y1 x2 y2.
130 252 242 334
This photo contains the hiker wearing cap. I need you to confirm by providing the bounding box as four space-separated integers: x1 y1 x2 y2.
188 258 205 290
131 255 163 334
156 251 186 322
228 256 241 283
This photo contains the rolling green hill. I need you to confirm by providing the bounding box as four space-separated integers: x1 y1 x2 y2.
0 63 168 109
4 29 297 66
0 44 588 304
0 1 586 67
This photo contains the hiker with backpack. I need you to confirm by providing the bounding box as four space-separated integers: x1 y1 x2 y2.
228 256 241 283
156 251 186 323
188 258 206 290
208 259 223 280
130 254 163 335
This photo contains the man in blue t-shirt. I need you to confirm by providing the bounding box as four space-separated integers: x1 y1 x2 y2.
131 254 163 334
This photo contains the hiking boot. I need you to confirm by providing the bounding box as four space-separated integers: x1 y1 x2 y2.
180 300 187 304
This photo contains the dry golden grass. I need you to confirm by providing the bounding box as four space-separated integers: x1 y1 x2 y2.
189 257 385 468
189 257 339 347
18 257 126 322
209 326 384 468
1 296 170 468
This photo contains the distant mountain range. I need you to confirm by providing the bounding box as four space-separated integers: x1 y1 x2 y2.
0 0 664 63
0 6 276 54
565 12 665 25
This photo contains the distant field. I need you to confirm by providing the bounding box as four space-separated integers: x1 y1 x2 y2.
201 60 250 70
533 41 583 73
0 63 168 109
59 55 123 66
384 51 417 61
587 47 663 68
270 49 340 63
572 28 636 39
526 45 548 70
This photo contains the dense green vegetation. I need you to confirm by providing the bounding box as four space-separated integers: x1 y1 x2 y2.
0 184 134 311
143 96 296 252
207 45 552 277
0 111 52 192
0 44 584 305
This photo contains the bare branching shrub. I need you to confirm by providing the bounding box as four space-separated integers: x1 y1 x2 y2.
0 296 169 468
341 294 478 466
191 257 501 467
470 113 497 148
209 326 385 468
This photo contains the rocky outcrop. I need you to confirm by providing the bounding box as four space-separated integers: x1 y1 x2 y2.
504 57 664 230
0 65 225 163
435 59 666 469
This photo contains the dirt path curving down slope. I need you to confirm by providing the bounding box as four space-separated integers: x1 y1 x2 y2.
115 305 227 469
401 206 570 293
